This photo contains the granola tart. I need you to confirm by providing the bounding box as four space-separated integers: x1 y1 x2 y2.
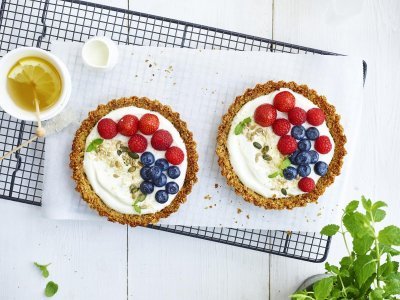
70 97 198 226
216 81 346 210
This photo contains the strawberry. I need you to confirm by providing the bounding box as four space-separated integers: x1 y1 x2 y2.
288 107 306 125
97 118 117 139
165 146 184 165
139 113 160 135
298 177 315 192
307 108 325 126
273 91 296 112
151 130 173 151
254 104 277 127
314 135 332 154
128 134 148 153
277 135 297 155
117 114 139 136
272 118 291 136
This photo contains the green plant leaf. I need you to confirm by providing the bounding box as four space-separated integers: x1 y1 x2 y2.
361 196 372 210
45 281 58 297
345 200 359 213
370 288 384 300
372 209 386 222
353 255 377 287
339 256 352 268
268 171 279 178
343 212 374 238
86 138 103 152
313 276 334 300
234 117 251 135
279 158 291 170
353 235 374 255
320 224 339 236
133 204 141 214
371 200 387 211
383 274 400 296
380 245 400 256
378 225 400 246
34 262 51 278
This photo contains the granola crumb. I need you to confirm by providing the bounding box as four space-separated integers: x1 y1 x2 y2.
237 208 242 214
204 194 212 200
246 214 250 219
209 205 213 209
214 183 219 188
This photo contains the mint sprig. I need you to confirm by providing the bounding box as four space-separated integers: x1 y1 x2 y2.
268 157 291 178
234 117 251 135
86 138 103 152
34 262 51 278
132 194 146 214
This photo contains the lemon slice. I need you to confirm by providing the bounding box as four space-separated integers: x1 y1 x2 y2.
8 57 62 104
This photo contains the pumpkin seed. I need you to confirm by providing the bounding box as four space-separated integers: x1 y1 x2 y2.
117 150 122 156
115 161 121 168
128 166 136 173
263 154 272 161
281 188 287 196
128 151 139 159
253 142 262 149
137 194 146 202
120 146 129 152
262 146 269 154
113 174 119 178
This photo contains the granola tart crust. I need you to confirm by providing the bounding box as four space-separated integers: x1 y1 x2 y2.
70 97 199 226
216 81 347 210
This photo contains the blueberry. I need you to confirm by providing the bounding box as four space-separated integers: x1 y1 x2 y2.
148 165 162 181
314 161 328 176
155 190 169 204
140 181 154 195
309 150 319 164
298 139 311 151
155 158 169 171
291 126 306 140
153 173 167 187
283 166 297 180
140 166 151 181
297 165 311 177
167 166 181 179
289 150 300 165
140 152 155 166
166 182 179 194
306 127 320 140
294 151 311 166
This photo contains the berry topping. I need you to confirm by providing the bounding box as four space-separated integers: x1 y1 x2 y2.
289 150 300 165
148 165 162 181
298 165 311 177
277 135 297 155
117 114 138 136
155 190 169 204
97 118 117 139
298 139 311 151
254 104 277 127
151 129 173 151
306 127 320 140
140 181 154 195
283 166 298 180
273 91 296 112
166 182 179 194
165 146 185 165
139 113 159 135
140 166 151 181
153 173 167 187
288 107 307 125
307 108 325 126
140 152 155 166
272 118 291 136
298 177 315 193
309 150 319 164
167 166 181 179
128 134 147 153
155 158 169 171
315 135 332 154
291 125 306 140
294 151 312 166
314 161 328 176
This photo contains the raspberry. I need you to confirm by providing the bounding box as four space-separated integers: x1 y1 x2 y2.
314 135 332 154
307 108 325 126
151 130 173 151
254 104 277 127
97 118 117 139
272 118 291 136
277 135 297 155
273 91 296 112
139 113 160 135
117 114 139 136
288 107 307 125
298 177 315 193
165 146 184 165
128 134 148 153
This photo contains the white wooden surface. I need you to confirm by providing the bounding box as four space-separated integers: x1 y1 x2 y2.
1 0 399 299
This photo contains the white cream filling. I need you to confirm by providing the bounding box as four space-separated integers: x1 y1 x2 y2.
227 88 334 198
83 106 187 215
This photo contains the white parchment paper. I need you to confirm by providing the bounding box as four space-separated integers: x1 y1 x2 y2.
42 41 363 231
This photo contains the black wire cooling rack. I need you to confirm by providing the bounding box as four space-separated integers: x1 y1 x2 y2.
0 0 366 262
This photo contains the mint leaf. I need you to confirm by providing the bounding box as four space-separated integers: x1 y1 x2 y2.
353 235 374 255
313 276 334 300
86 138 103 152
279 158 291 170
34 262 51 278
370 288 384 300
372 200 387 211
343 212 374 238
372 209 386 222
320 224 339 236
353 254 377 286
234 117 251 135
380 245 400 256
268 171 279 178
45 281 58 297
361 196 372 210
378 225 400 246
345 200 359 213
133 204 141 214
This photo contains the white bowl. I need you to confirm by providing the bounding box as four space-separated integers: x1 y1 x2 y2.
0 47 72 121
